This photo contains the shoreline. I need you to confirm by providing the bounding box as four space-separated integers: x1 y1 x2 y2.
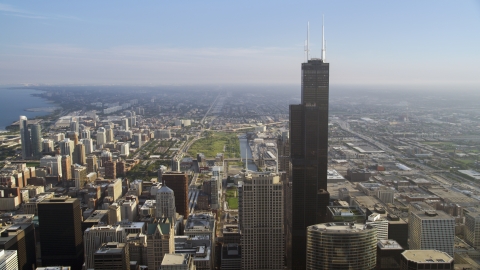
2 88 64 131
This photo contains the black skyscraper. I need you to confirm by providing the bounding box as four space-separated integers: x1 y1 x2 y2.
38 197 84 270
289 56 330 269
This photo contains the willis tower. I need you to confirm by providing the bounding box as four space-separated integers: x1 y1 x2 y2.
289 20 329 269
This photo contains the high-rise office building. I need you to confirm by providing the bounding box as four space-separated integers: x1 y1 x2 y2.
40 155 62 177
93 242 130 270
96 128 106 148
105 128 114 143
104 161 117 180
42 139 54 153
83 225 127 269
107 179 122 201
19 116 31 159
86 155 98 174
60 138 75 157
82 138 94 154
100 150 113 167
464 207 480 249
239 172 284 270
70 118 79 133
408 210 455 257
130 116 136 128
61 155 72 181
66 131 79 146
31 123 42 159
73 143 86 165
81 129 91 139
289 23 330 269
366 213 389 240
133 133 142 148
306 222 377 270
38 197 84 270
122 118 129 131
0 223 36 270
146 223 175 270
163 172 189 218
156 185 176 221
72 164 88 189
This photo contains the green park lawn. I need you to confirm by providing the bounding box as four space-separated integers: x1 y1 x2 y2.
188 132 240 158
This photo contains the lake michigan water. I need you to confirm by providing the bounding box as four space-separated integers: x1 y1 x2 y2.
0 88 58 131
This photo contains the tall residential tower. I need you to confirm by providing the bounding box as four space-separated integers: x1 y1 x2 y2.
19 116 31 159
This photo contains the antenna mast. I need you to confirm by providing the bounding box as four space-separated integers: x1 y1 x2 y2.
307 21 310 61
322 15 326 62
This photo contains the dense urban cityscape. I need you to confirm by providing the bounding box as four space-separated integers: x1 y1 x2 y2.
0 51 479 269
1 1 480 270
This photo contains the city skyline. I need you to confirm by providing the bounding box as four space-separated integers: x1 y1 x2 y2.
1 1 479 88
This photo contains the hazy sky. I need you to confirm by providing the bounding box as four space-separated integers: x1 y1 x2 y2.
1 1 479 88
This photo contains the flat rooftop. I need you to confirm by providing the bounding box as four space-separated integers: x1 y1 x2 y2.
411 210 454 220
378 240 403 250
308 222 374 234
401 250 453 263
162 253 189 265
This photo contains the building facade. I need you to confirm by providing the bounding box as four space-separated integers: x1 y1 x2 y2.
306 222 377 270
0 250 18 270
146 223 175 270
163 172 189 218
464 207 480 249
83 225 127 269
239 172 284 270
289 56 330 268
38 197 84 270
408 210 455 257
19 116 31 160
156 185 176 221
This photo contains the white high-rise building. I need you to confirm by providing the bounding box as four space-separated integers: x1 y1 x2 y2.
130 116 136 127
81 138 94 154
40 155 62 176
408 209 455 256
108 179 123 201
121 143 130 156
96 128 106 148
19 116 31 159
156 185 176 221
60 138 75 157
83 225 127 269
122 118 129 131
0 249 18 270
366 213 389 240
121 200 138 222
105 128 114 143
239 172 284 270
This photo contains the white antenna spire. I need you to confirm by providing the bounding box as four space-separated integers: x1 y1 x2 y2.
322 15 326 62
304 40 307 62
307 21 310 61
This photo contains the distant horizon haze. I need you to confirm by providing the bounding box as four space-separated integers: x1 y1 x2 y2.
1 1 479 89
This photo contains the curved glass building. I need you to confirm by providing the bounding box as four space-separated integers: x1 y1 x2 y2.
306 222 377 270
